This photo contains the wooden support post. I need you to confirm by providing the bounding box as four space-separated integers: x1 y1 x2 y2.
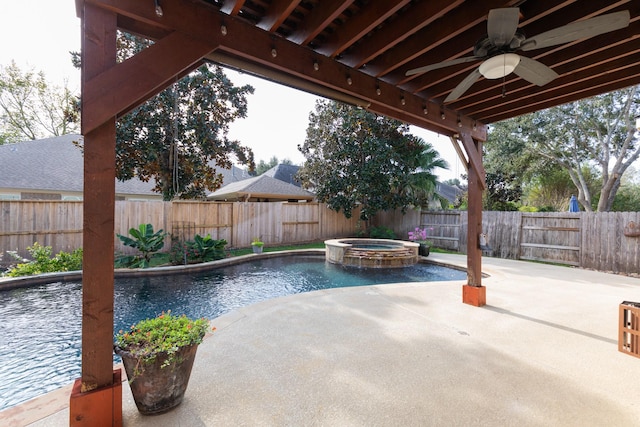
70 4 121 426
463 136 485 306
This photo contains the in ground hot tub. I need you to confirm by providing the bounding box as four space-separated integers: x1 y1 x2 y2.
324 238 419 268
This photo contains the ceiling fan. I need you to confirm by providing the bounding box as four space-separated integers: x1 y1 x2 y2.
405 8 631 103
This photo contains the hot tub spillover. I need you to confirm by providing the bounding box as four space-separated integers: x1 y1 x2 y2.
324 238 419 268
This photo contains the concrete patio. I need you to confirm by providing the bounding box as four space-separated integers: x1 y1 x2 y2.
6 253 640 426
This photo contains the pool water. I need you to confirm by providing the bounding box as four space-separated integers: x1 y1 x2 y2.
0 255 465 411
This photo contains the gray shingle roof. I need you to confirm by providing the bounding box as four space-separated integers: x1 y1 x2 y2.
263 164 302 187
207 174 314 201
436 182 464 204
0 135 250 197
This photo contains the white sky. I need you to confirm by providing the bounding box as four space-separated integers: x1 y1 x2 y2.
0 0 463 181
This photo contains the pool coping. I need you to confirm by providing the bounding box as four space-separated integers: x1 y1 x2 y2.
0 249 327 291
0 249 468 291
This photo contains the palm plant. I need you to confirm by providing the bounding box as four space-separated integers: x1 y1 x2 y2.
400 139 449 208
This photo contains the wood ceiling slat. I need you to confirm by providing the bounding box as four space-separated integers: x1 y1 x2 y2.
519 0 628 35
288 0 352 45
220 0 246 16
340 0 463 69
473 52 640 121
480 64 640 122
315 0 412 58
423 26 638 106
448 26 640 113
399 0 628 96
257 0 302 31
364 0 515 78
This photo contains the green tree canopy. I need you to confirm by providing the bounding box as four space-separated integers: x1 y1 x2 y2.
117 34 255 200
0 61 78 144
74 33 255 200
486 86 640 212
297 100 447 220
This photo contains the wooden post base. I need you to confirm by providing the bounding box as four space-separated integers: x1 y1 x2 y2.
463 285 486 307
70 369 122 427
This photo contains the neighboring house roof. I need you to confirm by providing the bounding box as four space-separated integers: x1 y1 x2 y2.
207 174 315 202
0 134 156 197
436 182 464 204
263 164 302 187
0 135 250 199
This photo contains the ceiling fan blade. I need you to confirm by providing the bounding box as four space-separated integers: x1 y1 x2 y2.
444 68 482 103
513 56 559 86
405 56 480 76
487 8 520 47
520 10 630 51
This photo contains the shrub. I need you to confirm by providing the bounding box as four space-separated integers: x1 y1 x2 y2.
369 226 396 239
169 235 227 265
5 243 83 277
537 205 556 212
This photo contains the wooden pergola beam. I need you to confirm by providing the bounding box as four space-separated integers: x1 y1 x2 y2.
463 135 486 306
458 133 486 190
84 0 487 141
82 31 218 134
80 1 117 394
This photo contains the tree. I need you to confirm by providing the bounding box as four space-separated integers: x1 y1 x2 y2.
255 156 293 175
399 143 448 208
524 167 599 211
484 171 522 211
111 33 255 200
0 61 78 144
487 86 640 212
297 100 446 220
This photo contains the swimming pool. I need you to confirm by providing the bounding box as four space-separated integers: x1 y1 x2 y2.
0 255 466 411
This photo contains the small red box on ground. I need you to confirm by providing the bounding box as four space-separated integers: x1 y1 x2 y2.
619 301 640 358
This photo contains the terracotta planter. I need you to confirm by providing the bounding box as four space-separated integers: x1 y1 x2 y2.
419 243 430 257
115 343 199 415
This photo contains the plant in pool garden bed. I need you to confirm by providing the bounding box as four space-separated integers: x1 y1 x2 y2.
3 243 83 277
408 227 433 256
369 225 396 239
114 311 213 414
116 223 166 268
169 234 227 265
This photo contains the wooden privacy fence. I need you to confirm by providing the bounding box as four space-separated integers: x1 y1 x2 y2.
0 200 361 266
3 200 639 275
375 210 640 276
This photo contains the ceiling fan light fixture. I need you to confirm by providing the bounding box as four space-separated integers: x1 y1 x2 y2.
479 53 520 79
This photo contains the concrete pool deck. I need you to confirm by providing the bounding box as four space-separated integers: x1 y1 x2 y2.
6 253 640 426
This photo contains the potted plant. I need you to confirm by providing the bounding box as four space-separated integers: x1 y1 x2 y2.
408 227 433 257
114 311 210 415
251 237 264 254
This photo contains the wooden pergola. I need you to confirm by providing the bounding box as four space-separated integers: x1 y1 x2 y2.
72 1 640 424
